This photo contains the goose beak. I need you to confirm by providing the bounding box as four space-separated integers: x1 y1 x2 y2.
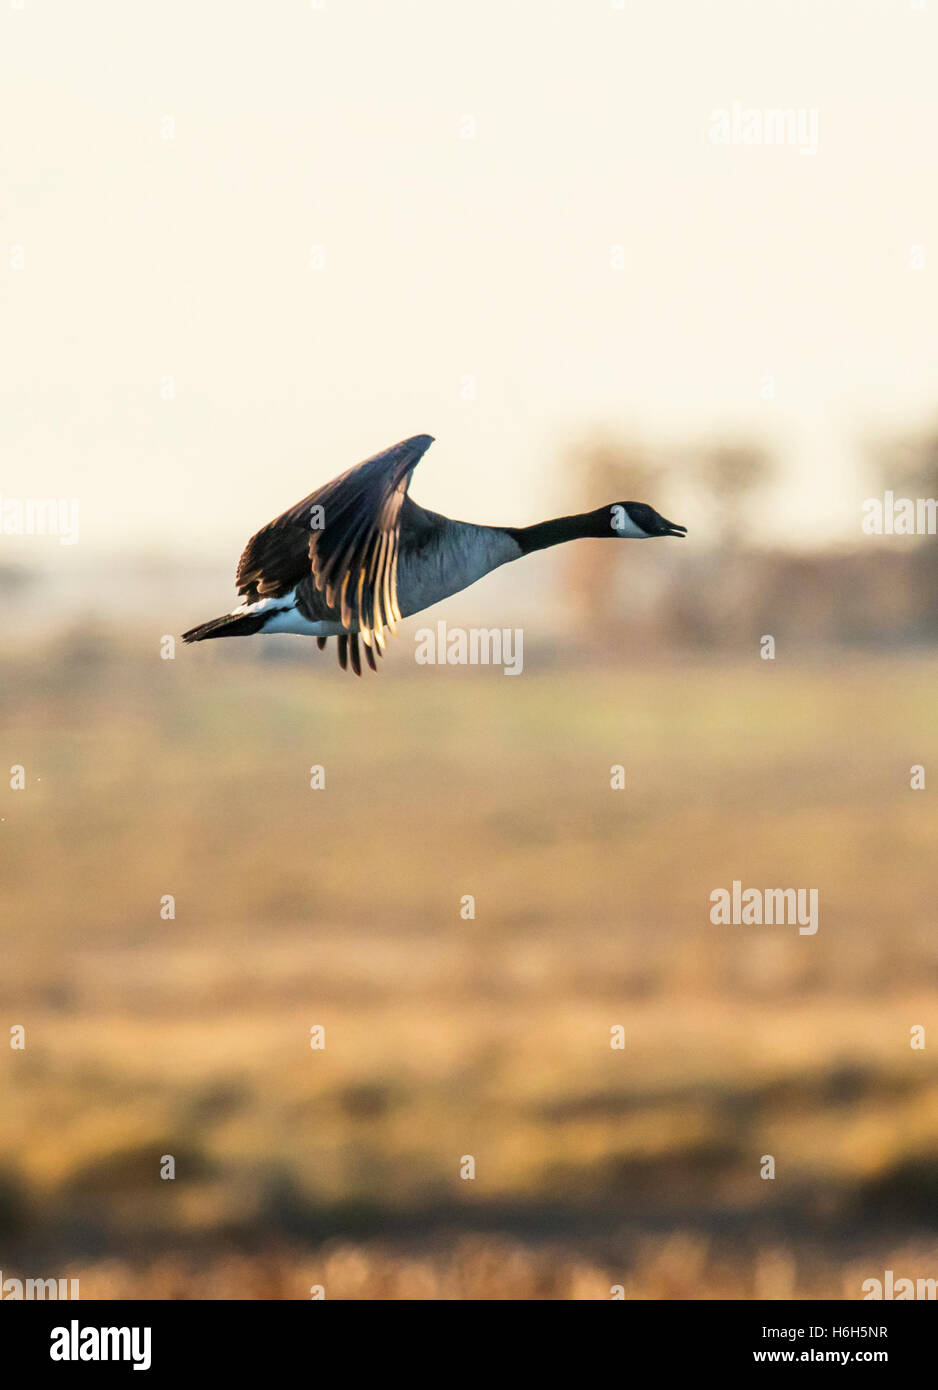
659 515 687 538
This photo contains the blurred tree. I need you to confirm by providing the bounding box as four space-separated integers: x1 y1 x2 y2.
871 423 938 500
697 440 774 548
869 422 938 634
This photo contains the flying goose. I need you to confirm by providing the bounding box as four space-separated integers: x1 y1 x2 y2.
182 433 686 675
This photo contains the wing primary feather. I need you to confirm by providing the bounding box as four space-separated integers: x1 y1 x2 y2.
238 435 431 645
354 567 368 641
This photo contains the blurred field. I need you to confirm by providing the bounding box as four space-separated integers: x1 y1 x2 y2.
2 630 938 1298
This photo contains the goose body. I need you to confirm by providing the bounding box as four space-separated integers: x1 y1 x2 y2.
183 434 686 674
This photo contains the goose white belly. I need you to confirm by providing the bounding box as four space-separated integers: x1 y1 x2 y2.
234 591 348 637
263 608 346 636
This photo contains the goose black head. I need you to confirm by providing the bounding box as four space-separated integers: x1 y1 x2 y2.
612 502 687 539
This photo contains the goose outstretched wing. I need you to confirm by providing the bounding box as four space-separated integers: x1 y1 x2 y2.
235 434 434 663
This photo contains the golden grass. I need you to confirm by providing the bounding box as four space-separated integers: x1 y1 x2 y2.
2 635 937 1297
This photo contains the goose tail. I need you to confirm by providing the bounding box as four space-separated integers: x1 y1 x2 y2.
182 611 267 643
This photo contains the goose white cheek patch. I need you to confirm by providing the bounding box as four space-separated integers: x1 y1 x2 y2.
609 505 647 538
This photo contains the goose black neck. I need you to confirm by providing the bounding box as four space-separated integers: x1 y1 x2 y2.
503 508 611 556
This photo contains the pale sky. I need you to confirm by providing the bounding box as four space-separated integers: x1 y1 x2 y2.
2 0 938 567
